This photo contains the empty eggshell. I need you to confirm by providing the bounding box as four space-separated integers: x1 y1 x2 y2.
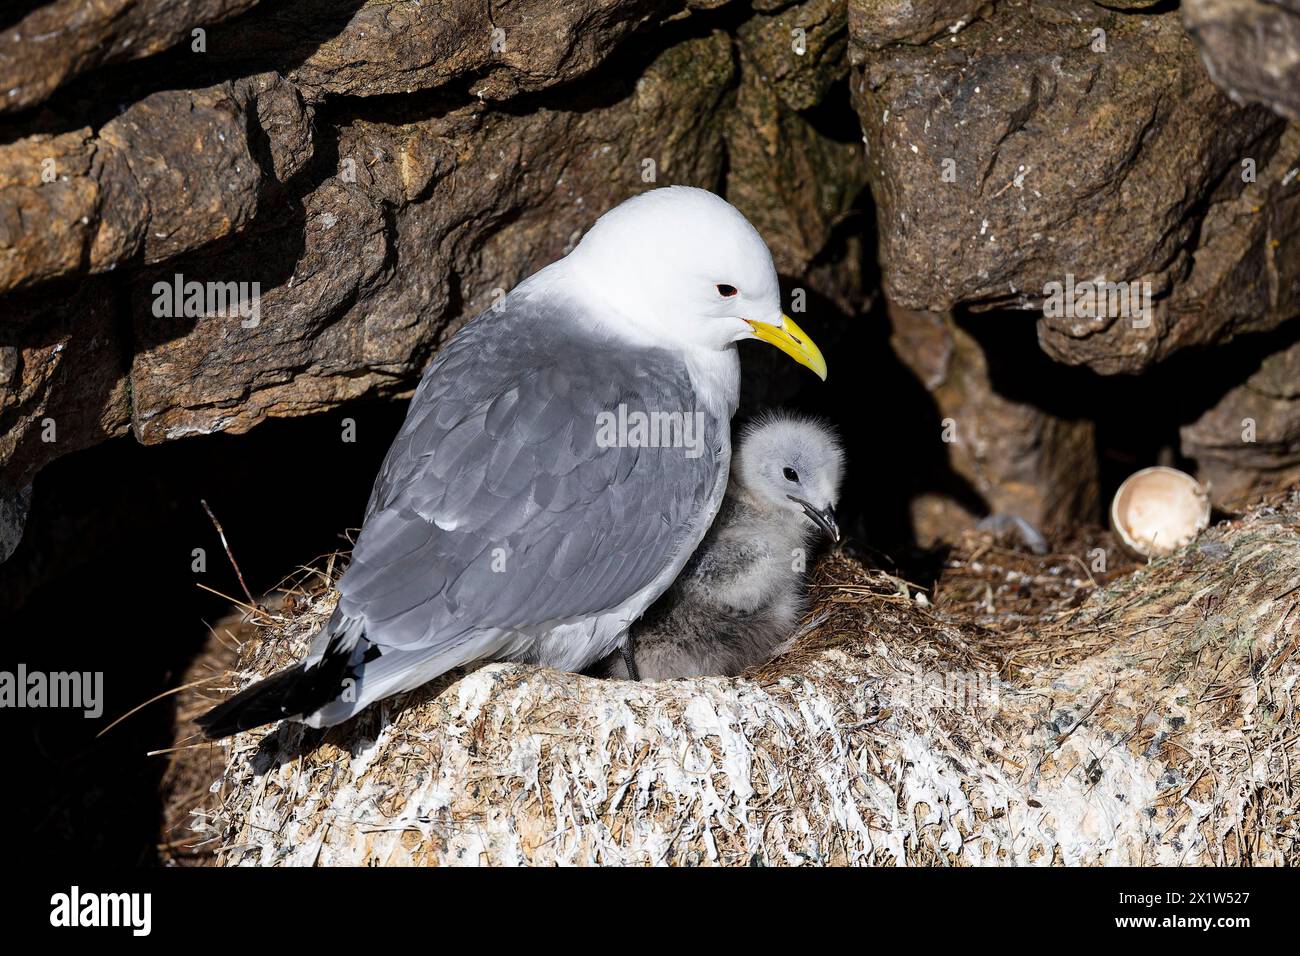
1110 466 1211 558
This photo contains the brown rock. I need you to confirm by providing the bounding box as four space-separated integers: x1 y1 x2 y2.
125 31 739 444
129 179 391 444
850 0 1282 370
1181 332 1300 507
727 0 868 311
0 277 132 495
1184 0 1300 122
0 0 261 115
888 303 1098 542
0 73 313 294
0 127 107 294
214 0 727 102
848 0 987 49
1038 123 1300 374
736 0 848 111
1090 0 1167 8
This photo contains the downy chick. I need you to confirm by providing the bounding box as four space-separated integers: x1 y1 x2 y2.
601 412 843 680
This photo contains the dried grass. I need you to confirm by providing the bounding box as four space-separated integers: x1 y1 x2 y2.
166 492 1300 865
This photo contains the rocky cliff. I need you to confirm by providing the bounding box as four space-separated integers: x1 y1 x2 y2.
2 1 1298 557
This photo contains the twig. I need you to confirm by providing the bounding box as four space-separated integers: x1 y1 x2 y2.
195 582 264 619
147 740 214 757
201 498 259 610
97 675 226 738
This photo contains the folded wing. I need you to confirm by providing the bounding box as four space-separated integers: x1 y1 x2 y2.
335 292 723 657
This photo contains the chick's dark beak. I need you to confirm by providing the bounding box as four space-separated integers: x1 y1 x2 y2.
789 496 840 544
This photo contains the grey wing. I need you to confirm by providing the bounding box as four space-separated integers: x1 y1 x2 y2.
334 298 723 656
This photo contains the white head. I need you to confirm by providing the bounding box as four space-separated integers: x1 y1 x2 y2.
734 412 845 542
563 187 825 378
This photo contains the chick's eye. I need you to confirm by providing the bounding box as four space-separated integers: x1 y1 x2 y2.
716 284 738 297
783 467 799 482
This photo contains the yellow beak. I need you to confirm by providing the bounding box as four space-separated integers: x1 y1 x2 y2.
745 314 827 381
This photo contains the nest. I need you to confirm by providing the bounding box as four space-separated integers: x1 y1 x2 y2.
163 493 1300 866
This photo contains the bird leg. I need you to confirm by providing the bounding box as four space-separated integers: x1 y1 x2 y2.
621 638 641 681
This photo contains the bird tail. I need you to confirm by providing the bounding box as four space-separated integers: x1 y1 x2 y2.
196 634 359 739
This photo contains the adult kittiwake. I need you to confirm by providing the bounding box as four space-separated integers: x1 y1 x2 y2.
198 186 826 737
598 412 843 680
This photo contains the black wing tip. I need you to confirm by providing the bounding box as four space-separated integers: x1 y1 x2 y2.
194 701 244 740
196 663 308 740
196 636 366 740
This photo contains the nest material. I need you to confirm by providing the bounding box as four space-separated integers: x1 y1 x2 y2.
169 493 1300 866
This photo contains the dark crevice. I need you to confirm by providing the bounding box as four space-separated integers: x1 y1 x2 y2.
3 395 410 864
956 309 1300 511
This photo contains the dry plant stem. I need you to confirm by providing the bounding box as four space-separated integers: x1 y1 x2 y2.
167 493 1300 866
201 499 259 610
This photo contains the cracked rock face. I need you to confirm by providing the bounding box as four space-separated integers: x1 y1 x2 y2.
0 73 314 294
1181 332 1300 506
211 0 716 103
848 0 988 49
1183 0 1300 123
125 30 741 447
887 304 1099 541
1 0 1298 562
1036 124 1300 375
849 0 1288 372
0 0 263 115
1 1 871 557
0 278 132 492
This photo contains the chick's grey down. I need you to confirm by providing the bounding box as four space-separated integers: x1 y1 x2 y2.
598 413 844 680
196 186 828 738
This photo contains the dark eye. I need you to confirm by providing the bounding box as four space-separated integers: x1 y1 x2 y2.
716 284 738 297
783 467 799 482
